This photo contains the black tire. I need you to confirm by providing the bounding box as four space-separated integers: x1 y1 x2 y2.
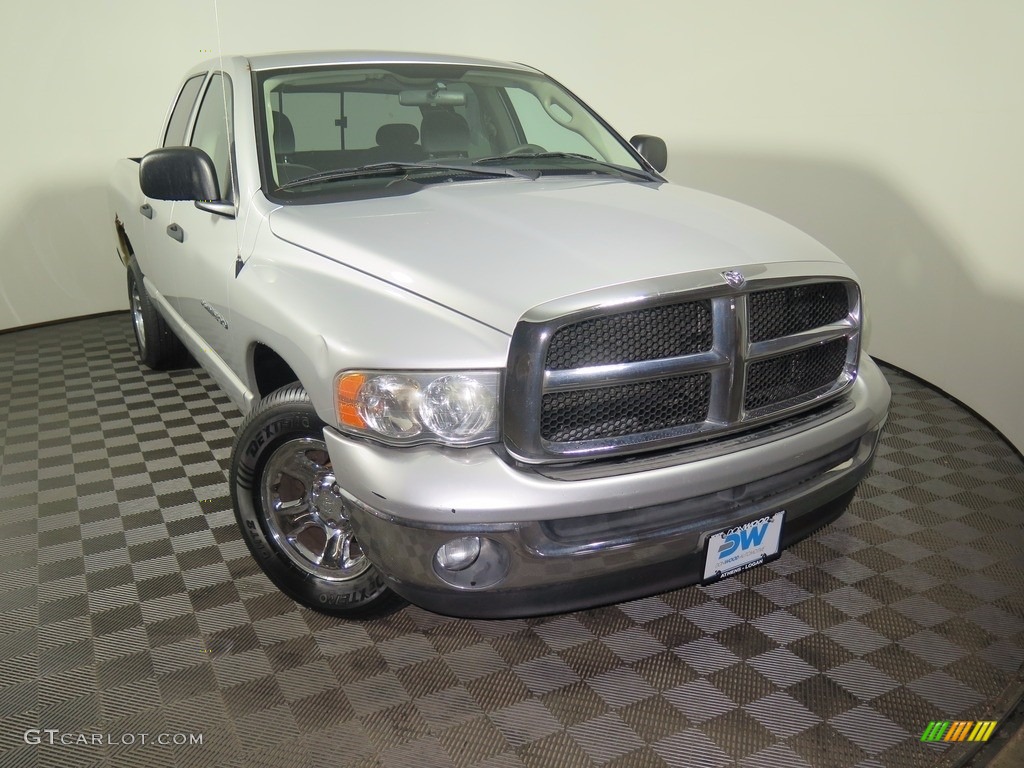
127 257 189 369
230 383 401 618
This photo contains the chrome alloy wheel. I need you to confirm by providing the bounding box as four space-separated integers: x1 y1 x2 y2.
260 438 370 581
130 282 146 356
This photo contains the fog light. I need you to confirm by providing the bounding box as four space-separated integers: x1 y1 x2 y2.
435 537 481 571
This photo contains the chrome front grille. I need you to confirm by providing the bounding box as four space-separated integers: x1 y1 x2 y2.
504 273 861 463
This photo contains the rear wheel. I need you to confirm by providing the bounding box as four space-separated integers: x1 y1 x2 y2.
127 257 188 369
230 383 400 617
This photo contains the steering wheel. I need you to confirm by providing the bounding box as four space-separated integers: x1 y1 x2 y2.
504 144 547 156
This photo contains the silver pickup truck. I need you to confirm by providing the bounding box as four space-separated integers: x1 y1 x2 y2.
109 51 890 618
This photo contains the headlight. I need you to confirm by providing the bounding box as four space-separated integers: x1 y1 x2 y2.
335 370 500 447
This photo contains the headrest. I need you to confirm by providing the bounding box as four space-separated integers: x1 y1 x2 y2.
272 111 295 154
420 111 470 155
376 123 419 147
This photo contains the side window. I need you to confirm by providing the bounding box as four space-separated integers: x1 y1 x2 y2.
163 74 206 147
190 74 234 201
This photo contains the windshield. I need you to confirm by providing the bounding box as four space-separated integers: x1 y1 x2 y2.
255 63 651 201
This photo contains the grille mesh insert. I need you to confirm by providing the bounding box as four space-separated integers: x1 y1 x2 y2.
749 283 849 342
545 300 713 370
745 339 848 412
541 374 711 443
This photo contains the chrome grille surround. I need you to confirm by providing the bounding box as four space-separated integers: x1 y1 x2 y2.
504 265 862 464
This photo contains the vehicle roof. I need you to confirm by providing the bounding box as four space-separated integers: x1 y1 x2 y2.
194 50 539 74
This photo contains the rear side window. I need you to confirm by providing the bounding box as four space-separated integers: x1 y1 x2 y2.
189 73 234 201
163 74 206 147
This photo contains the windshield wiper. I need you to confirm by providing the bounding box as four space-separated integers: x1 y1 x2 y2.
473 152 657 181
278 161 534 190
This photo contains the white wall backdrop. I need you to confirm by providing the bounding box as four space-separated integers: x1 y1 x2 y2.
1 0 1021 451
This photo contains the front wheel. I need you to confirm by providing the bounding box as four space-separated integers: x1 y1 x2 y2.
230 383 401 617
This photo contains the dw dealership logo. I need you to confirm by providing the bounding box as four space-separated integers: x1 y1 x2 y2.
718 521 771 558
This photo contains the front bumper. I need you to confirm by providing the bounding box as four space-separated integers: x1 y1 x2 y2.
323 358 891 618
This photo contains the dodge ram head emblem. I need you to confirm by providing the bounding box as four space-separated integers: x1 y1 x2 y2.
722 270 746 288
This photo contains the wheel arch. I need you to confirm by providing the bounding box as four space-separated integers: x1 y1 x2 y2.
114 216 133 268
249 342 301 400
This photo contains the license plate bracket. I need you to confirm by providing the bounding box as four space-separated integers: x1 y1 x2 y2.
702 511 785 583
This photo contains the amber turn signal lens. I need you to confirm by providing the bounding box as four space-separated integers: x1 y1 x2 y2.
335 373 367 428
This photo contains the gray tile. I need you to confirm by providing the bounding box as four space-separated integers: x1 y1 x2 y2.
512 654 579 695
531 616 595 651
753 578 813 608
752 610 816 644
823 586 882 618
827 659 899 700
488 699 561 748
444 643 508 682
907 670 986 713
600 627 667 662
829 705 910 755
655 728 733 768
569 712 644 763
672 637 740 675
744 692 821 738
681 601 744 634
663 679 734 723
747 648 817 688
900 630 968 667
585 668 657 708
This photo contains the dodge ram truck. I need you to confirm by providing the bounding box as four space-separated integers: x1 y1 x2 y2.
109 51 891 618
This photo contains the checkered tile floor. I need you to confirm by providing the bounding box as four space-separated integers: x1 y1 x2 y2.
1 313 1022 768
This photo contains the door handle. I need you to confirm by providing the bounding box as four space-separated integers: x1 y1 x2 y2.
139 203 153 219
166 223 184 243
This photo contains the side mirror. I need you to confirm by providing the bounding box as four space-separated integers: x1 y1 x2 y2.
140 147 220 202
629 134 667 173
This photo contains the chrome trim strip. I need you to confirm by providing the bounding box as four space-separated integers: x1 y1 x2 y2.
748 320 854 359
543 351 726 392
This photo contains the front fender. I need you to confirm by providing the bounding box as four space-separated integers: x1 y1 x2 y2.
230 240 511 425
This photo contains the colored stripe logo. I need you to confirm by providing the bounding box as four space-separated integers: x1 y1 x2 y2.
921 721 998 742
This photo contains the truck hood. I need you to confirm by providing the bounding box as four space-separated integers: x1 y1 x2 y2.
267 178 843 335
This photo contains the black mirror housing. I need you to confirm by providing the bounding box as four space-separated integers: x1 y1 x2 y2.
630 134 668 173
140 147 220 201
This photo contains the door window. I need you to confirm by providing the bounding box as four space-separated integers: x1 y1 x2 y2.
189 74 234 201
163 74 206 147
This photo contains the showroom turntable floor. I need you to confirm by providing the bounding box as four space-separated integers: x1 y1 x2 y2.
1 313 1022 768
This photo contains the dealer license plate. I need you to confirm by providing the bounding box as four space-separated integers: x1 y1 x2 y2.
702 511 785 582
